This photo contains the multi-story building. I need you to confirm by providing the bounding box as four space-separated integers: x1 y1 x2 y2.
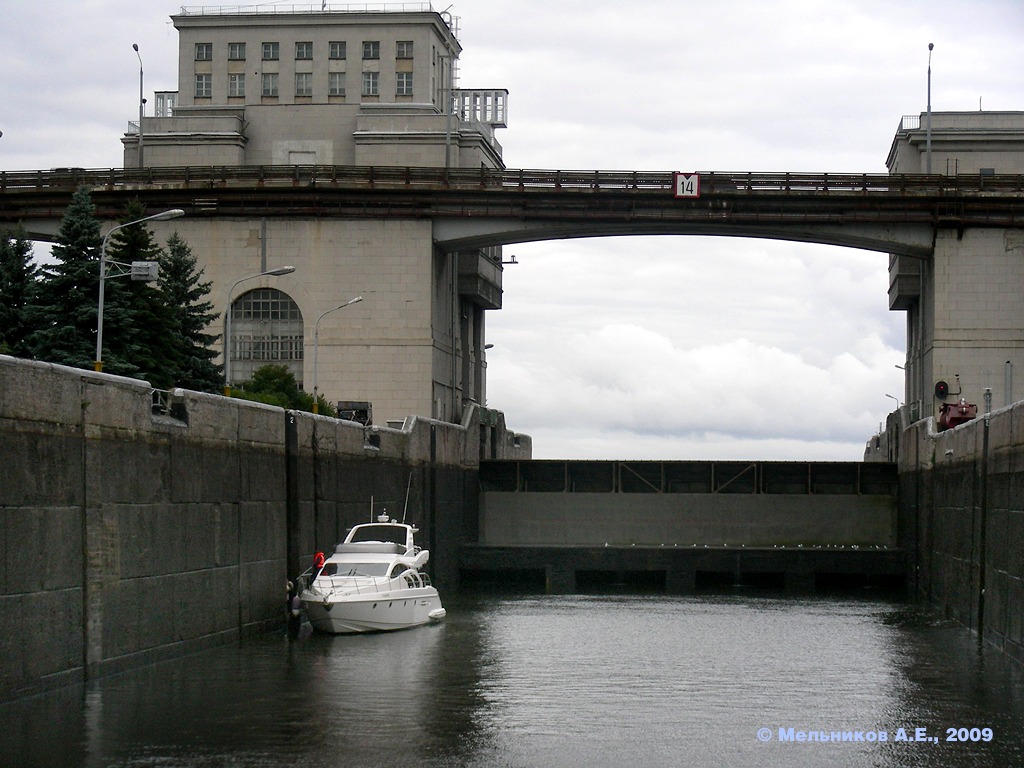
123 4 509 427
887 111 1024 421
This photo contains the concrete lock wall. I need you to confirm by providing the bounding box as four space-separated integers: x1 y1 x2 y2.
897 400 1024 663
0 355 525 701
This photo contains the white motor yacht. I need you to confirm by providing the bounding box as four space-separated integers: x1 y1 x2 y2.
299 516 446 634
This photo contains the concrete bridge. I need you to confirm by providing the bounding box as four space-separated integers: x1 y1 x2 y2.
3 165 1022 256
3 164 1024 427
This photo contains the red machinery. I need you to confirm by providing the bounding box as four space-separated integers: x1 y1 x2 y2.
937 398 978 431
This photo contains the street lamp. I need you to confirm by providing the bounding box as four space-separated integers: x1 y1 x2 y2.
94 208 185 372
885 393 901 409
926 42 934 174
133 43 145 168
223 266 297 395
312 296 363 414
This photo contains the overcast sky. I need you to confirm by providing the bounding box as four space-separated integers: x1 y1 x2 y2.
2 1 1022 460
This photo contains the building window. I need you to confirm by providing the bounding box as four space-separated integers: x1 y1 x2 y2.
262 73 279 97
396 72 413 96
229 288 305 386
195 73 212 98
228 73 245 97
295 41 313 60
362 41 380 60
262 42 279 61
397 41 413 59
195 43 212 61
295 72 312 97
362 71 379 96
229 42 246 60
329 72 346 96
329 41 346 59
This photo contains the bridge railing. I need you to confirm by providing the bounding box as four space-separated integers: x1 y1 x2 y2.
2 166 1022 196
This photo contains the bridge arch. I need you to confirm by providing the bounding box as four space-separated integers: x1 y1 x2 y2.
433 218 936 258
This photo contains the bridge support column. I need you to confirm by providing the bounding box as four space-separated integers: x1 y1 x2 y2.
545 564 575 594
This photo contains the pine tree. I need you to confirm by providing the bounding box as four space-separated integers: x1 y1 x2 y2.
102 199 180 386
0 227 39 357
29 186 106 371
159 232 222 392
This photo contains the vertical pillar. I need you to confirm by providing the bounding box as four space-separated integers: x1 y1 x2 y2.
285 412 300 582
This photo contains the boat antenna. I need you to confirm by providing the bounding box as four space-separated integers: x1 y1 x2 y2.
402 472 412 523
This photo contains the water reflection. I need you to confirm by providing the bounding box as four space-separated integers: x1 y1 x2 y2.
2 594 1023 767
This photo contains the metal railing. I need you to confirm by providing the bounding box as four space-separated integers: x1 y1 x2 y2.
899 114 922 132
179 3 437 15
3 165 1022 197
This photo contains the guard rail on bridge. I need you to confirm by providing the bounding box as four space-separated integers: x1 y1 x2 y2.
3 165 1024 195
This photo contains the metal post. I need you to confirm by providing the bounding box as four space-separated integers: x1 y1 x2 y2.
133 44 144 168
312 296 363 414
926 43 933 174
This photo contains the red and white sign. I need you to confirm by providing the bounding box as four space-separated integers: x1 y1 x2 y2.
673 172 700 198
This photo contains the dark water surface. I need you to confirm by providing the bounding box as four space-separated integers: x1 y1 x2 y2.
4 593 1024 767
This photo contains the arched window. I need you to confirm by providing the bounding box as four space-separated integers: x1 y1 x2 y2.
229 288 304 386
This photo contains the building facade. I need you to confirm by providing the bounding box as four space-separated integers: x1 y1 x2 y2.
887 111 1024 422
122 5 509 426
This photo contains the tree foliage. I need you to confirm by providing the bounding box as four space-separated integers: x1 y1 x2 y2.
102 198 178 383
0 227 38 357
160 232 222 392
233 364 336 416
5 188 224 393
29 185 104 370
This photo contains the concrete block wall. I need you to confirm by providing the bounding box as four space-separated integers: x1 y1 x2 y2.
1 355 529 701
899 401 1024 663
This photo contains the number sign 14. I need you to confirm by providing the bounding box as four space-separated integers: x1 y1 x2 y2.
673 173 700 198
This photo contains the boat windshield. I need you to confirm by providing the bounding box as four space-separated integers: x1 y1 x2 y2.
321 562 391 578
348 524 409 547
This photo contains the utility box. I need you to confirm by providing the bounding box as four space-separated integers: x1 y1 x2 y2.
337 400 372 426
130 260 160 282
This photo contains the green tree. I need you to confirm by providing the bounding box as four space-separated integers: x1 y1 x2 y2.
29 186 104 370
0 227 38 357
158 232 222 392
102 199 179 386
233 364 336 416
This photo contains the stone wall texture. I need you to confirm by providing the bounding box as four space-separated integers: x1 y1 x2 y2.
897 400 1024 663
0 355 528 701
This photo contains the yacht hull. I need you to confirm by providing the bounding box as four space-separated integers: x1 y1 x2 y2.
302 586 445 634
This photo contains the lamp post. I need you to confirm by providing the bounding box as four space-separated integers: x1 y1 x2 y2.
926 43 933 174
312 296 363 414
95 208 185 372
133 43 144 168
223 266 297 396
